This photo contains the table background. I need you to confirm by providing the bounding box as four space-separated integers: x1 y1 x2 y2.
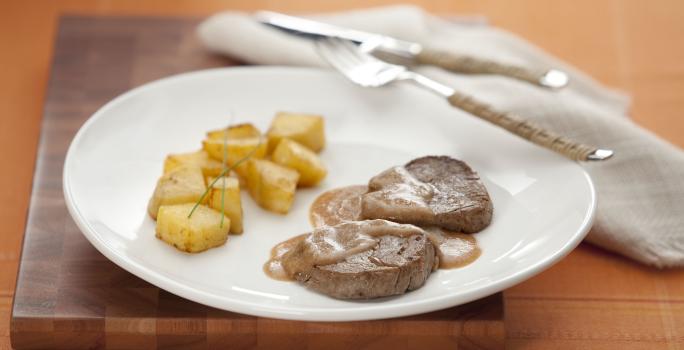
1 1 683 349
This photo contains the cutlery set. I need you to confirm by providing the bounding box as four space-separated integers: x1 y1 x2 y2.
256 11 613 161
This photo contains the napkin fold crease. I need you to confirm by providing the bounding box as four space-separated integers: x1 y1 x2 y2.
198 5 684 268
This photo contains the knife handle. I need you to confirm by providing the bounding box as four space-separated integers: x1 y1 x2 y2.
447 91 597 161
416 48 568 88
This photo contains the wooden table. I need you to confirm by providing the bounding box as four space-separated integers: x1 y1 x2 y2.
2 1 683 349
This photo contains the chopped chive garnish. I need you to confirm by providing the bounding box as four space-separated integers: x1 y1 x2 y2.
187 136 262 220
219 118 230 228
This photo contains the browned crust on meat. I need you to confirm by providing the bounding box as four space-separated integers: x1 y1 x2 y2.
361 156 493 233
297 233 436 299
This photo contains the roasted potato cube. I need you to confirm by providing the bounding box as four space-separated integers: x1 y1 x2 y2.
206 176 243 234
233 171 247 188
163 150 223 177
271 138 327 187
246 159 299 214
156 203 229 253
206 123 261 140
202 137 267 177
148 165 206 220
266 112 325 153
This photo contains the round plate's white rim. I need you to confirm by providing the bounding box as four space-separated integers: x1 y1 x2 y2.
63 66 596 322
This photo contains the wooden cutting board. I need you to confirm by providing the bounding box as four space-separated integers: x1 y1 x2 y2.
10 16 504 350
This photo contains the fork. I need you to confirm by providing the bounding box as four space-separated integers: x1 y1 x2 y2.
315 38 613 162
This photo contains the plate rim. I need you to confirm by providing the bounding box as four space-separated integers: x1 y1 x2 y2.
63 66 596 321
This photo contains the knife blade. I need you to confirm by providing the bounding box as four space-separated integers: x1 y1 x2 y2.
255 11 569 88
255 11 421 60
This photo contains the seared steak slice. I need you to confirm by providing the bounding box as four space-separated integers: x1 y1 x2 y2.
361 156 493 233
298 230 436 299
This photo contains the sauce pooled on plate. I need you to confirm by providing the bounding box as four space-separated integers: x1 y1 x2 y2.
304 185 480 270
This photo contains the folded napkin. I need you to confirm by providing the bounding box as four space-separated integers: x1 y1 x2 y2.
198 6 684 267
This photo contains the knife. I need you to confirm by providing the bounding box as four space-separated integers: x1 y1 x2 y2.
255 11 569 89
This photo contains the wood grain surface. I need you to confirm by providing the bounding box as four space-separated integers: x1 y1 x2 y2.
1 1 684 349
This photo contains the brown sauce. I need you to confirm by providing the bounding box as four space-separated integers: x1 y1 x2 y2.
264 186 482 281
309 185 367 227
263 220 425 281
424 227 480 269
308 186 481 270
263 234 307 281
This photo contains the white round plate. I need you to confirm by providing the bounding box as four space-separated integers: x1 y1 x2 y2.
64 67 595 321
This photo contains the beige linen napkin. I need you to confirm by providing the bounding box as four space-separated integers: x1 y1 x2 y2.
197 5 684 267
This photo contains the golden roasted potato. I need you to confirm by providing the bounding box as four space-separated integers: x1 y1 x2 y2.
206 176 243 234
156 203 229 253
271 138 327 187
266 112 325 153
202 137 267 177
148 165 206 220
206 123 261 140
246 159 299 214
216 170 246 190
163 150 223 177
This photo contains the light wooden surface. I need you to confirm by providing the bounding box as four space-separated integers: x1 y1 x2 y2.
1 1 683 349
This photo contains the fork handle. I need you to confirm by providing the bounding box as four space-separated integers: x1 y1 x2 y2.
447 92 596 161
417 48 566 88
